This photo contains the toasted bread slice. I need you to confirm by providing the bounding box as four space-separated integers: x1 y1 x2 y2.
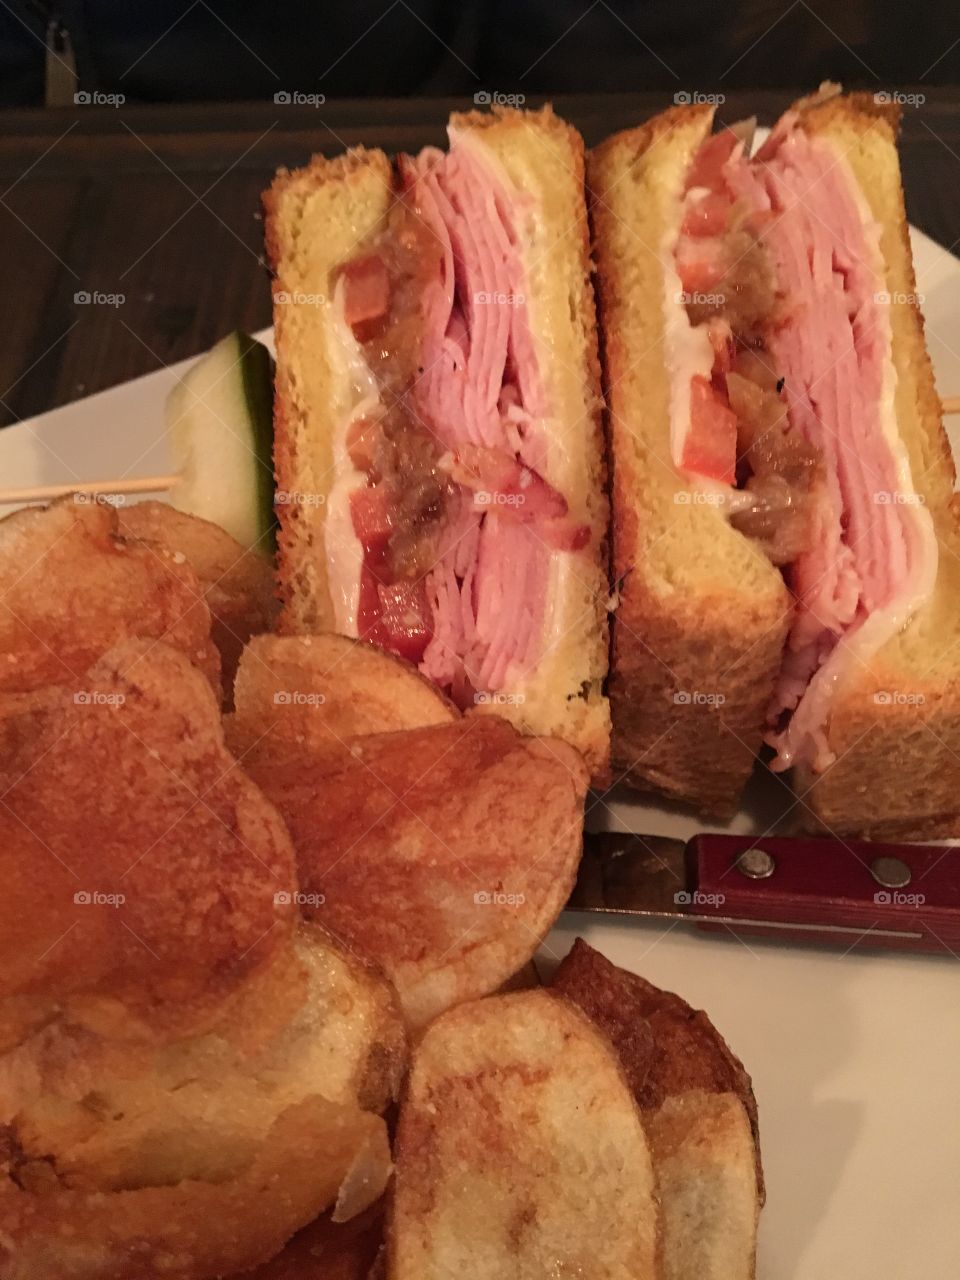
779 94 960 837
264 146 393 635
244 716 588 1030
554 939 762 1280
117 501 277 705
388 989 659 1279
225 633 457 767
589 108 790 815
264 109 610 779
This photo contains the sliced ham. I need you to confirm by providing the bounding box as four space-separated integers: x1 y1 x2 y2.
406 135 556 698
727 124 936 770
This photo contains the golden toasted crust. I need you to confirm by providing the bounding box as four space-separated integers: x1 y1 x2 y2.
553 939 762 1280
246 715 589 1030
589 108 790 815
388 989 659 1279
785 94 960 836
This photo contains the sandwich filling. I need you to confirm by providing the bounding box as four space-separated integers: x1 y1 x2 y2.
667 116 937 771
326 133 586 705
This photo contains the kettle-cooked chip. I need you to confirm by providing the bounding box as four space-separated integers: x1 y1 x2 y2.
247 716 588 1029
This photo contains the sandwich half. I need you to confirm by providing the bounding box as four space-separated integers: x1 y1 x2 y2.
589 105 790 815
264 107 611 778
591 89 960 834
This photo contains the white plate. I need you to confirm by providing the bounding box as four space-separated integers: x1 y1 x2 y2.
2 234 959 1279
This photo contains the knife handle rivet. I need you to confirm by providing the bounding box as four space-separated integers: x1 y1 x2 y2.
735 847 776 879
869 856 912 889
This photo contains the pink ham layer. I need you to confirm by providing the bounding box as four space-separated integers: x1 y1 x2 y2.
405 139 551 694
728 122 919 770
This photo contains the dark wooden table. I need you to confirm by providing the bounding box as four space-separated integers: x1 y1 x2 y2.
1 88 958 429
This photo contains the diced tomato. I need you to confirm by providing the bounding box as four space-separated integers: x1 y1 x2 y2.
681 375 737 485
375 579 432 665
685 129 739 193
676 240 727 295
341 254 389 332
355 561 384 646
350 484 393 558
681 190 735 238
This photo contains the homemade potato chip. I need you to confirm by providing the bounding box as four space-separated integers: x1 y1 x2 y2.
245 1204 384 1280
388 990 659 1279
0 637 297 1036
227 633 456 766
1 1097 390 1280
246 716 588 1028
554 939 763 1280
0 497 218 699
118 501 276 701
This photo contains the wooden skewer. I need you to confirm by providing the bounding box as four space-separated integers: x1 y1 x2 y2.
0 475 180 505
2 396 960 507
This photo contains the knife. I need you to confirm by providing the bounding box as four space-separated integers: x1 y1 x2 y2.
572 832 960 956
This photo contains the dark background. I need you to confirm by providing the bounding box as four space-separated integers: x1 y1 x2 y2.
1 2 959 430
4 2 960 104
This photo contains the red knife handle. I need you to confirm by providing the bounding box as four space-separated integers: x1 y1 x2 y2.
688 834 960 956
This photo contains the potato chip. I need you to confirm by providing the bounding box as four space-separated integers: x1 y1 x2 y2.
388 990 659 1278
227 633 456 767
246 716 588 1028
0 498 218 700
